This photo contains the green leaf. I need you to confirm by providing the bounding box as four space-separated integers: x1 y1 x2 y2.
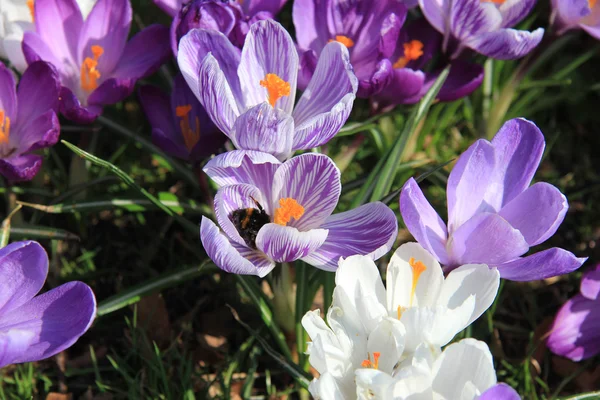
0 205 22 248
560 392 600 400
10 224 80 241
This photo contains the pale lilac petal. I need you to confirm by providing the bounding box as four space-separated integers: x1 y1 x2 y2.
581 265 600 301
554 0 590 25
467 28 544 60
200 217 275 277
0 241 47 315
15 110 60 154
0 281 95 364
21 31 63 75
16 61 60 125
580 23 600 40
292 0 330 53
272 154 341 231
450 0 502 40
478 383 521 400
498 182 567 246
0 330 36 368
496 248 586 281
447 139 496 233
418 0 449 35
214 184 267 245
547 294 600 361
399 178 450 264
301 202 398 271
447 213 528 266
255 224 328 263
34 0 83 66
499 0 537 28
0 154 43 182
0 64 17 120
237 20 298 114
153 0 181 17
77 0 131 74
292 42 358 150
231 103 294 160
111 25 171 80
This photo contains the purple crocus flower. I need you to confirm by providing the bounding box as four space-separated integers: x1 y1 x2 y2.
419 0 544 59
0 241 96 367
292 0 408 97
139 74 225 163
155 0 286 19
22 0 171 124
400 118 586 281
0 61 59 182
479 383 521 399
178 20 357 160
551 0 600 38
547 264 600 361
200 151 398 276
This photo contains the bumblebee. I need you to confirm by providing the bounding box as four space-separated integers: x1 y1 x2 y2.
229 198 270 249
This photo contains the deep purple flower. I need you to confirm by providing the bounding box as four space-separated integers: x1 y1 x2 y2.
547 264 600 361
178 20 357 160
0 61 59 182
200 151 398 277
139 74 225 163
0 241 96 367
400 118 586 281
551 0 600 38
419 0 544 60
22 0 171 124
155 0 286 19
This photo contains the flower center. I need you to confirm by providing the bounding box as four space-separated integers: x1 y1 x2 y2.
259 73 291 107
361 352 381 369
80 45 104 92
0 110 11 145
329 35 355 48
408 257 427 307
175 104 201 151
393 40 424 69
27 0 35 21
273 198 304 226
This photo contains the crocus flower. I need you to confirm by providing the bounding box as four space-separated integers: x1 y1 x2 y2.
302 242 499 399
419 0 544 59
139 74 225 163
292 0 407 97
0 0 95 72
178 20 357 160
0 61 59 181
400 118 586 281
200 151 398 276
551 0 600 39
22 0 171 124
155 0 286 20
547 264 600 361
0 241 96 367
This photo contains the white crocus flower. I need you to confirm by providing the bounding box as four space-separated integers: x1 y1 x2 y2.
302 242 500 400
0 0 96 72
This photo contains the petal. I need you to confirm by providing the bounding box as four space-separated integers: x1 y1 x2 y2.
432 339 496 399
21 31 63 75
447 139 496 232
466 28 544 60
153 0 180 17
138 85 176 145
399 178 450 264
547 294 600 362
87 77 134 106
58 86 102 124
554 0 591 25
0 281 96 364
486 118 545 209
449 0 502 40
151 128 189 160
214 184 266 245
255 224 328 263
580 265 600 301
0 330 36 368
371 68 425 108
292 42 357 150
272 153 341 231
77 0 132 74
301 202 398 271
479 383 521 400
34 0 83 66
292 0 330 54
309 372 348 400
200 217 275 277
0 154 43 182
177 29 242 135
0 241 48 315
496 247 586 281
437 60 484 102
356 58 394 98
231 103 294 160
15 110 60 154
386 242 444 311
498 182 568 246
366 317 406 374
16 61 60 125
437 264 500 327
297 49 318 91
111 25 171 80
0 63 17 120
418 0 450 36
237 20 298 114
447 212 529 266
499 0 538 28
241 0 287 16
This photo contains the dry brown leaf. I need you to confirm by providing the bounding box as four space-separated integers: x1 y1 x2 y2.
46 394 72 400
136 293 171 347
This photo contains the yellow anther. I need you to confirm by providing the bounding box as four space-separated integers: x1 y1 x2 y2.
328 35 355 48
80 45 104 92
273 198 304 226
361 352 381 369
393 40 424 69
408 257 427 307
259 73 291 107
175 104 201 151
0 111 10 145
27 0 35 21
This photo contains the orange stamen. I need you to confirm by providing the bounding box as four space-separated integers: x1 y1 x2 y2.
175 104 201 151
27 0 35 21
328 35 355 48
80 45 104 92
361 352 381 369
590 0 597 8
480 0 505 4
259 73 291 107
397 305 406 320
408 257 427 307
0 111 10 145
393 40 424 69
273 198 304 226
